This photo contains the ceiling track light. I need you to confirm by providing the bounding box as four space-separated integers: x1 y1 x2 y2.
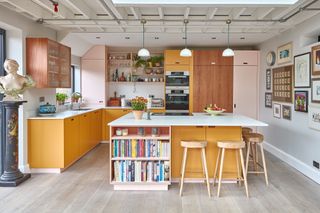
138 19 150 58
222 19 234 57
180 19 192 57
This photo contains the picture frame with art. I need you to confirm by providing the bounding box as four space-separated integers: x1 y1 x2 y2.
311 78 320 103
294 91 308 113
277 42 293 65
266 69 271 90
273 103 281 119
265 92 272 108
308 104 320 131
312 45 320 75
294 52 311 88
282 105 292 120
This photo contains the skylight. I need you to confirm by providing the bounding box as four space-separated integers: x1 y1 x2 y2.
112 0 299 5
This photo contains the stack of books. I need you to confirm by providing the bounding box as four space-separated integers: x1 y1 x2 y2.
113 160 170 182
112 139 170 158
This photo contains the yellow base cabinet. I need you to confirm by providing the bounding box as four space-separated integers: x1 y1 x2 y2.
102 109 131 141
171 126 241 179
28 110 102 171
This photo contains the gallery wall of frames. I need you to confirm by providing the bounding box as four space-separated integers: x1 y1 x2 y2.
264 42 320 131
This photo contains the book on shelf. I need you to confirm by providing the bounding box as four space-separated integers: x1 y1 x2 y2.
112 139 170 158
113 160 170 182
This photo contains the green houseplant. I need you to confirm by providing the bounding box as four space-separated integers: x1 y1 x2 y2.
56 93 68 105
131 96 147 120
71 92 82 103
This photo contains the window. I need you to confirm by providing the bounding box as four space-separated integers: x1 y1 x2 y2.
0 27 6 175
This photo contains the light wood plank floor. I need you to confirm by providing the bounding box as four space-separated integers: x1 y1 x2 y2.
0 144 320 213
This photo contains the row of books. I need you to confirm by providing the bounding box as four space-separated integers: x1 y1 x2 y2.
112 139 170 158
113 160 170 182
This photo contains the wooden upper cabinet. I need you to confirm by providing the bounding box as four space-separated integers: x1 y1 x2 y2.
26 38 71 88
165 50 191 65
234 50 258 66
194 50 233 66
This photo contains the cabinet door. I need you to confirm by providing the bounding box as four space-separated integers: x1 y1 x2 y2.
206 126 241 178
104 109 131 140
234 50 258 66
212 65 233 112
59 45 71 88
79 113 91 156
233 65 258 119
165 50 191 65
193 65 213 112
64 116 80 167
91 110 102 147
171 126 206 178
47 40 61 88
194 50 219 66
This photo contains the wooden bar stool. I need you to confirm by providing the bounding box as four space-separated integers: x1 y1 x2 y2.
179 141 211 197
213 141 249 198
244 133 268 186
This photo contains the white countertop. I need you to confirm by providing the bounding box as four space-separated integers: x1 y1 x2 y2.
108 113 268 127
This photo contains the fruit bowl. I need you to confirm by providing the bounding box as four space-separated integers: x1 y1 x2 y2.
204 109 225 116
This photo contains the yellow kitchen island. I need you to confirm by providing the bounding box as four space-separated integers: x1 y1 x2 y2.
108 113 267 190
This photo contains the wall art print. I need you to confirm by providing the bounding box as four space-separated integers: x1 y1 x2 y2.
294 52 311 88
277 42 293 65
309 104 320 131
294 91 308 112
312 45 320 75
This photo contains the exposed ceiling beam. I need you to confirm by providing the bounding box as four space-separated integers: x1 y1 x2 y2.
158 7 164 20
101 0 125 19
233 7 247 19
63 0 96 19
271 0 309 20
184 7 191 19
130 7 141 19
32 0 74 19
207 8 218 20
3 0 51 19
257 7 275 20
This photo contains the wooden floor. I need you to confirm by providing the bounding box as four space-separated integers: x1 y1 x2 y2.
1 144 320 213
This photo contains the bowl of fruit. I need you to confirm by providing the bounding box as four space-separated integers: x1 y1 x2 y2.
204 104 226 116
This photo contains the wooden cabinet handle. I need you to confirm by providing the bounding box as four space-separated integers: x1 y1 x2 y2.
243 62 248 65
211 62 216 65
175 61 180 64
84 115 87 117
196 126 204 128
208 126 215 128
71 118 74 121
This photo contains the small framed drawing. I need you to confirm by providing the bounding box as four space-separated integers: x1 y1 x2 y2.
282 105 292 120
266 69 271 90
265 92 272 108
273 103 281 119
312 45 320 75
294 91 308 112
294 52 311 88
311 78 320 103
277 42 293 65
308 104 320 131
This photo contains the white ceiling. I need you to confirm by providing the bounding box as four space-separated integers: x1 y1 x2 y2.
1 0 320 56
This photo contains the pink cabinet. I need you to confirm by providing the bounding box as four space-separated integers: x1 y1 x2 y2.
234 50 259 66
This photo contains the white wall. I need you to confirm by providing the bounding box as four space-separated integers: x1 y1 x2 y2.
258 13 320 183
0 6 57 172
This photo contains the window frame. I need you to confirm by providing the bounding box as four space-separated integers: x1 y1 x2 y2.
0 27 6 175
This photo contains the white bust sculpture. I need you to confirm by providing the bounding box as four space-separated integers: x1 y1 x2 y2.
0 59 35 101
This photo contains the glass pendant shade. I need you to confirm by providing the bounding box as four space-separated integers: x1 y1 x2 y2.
138 48 150 57
222 48 235 57
180 48 192 57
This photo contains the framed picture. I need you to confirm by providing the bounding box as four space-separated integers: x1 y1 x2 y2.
311 78 320 103
312 45 320 75
273 103 281 119
266 69 271 90
294 91 308 112
272 65 293 103
277 42 293 65
294 52 311 88
265 92 272 108
282 105 292 120
308 104 320 131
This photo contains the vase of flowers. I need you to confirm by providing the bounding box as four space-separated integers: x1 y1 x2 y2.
131 96 147 120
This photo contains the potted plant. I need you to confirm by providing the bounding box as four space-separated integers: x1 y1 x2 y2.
131 96 147 120
56 93 68 105
71 92 82 103
151 55 164 67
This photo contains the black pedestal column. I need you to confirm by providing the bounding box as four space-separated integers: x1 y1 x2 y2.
0 101 30 187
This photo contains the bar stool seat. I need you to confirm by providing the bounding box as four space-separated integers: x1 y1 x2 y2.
179 140 210 197
244 133 268 186
213 141 249 198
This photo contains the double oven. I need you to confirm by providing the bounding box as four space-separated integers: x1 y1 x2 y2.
165 71 190 113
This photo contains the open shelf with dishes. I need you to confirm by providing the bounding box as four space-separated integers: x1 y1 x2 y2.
109 126 171 190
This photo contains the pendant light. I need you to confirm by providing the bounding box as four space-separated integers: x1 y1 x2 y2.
180 19 192 57
138 19 150 58
222 19 234 57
